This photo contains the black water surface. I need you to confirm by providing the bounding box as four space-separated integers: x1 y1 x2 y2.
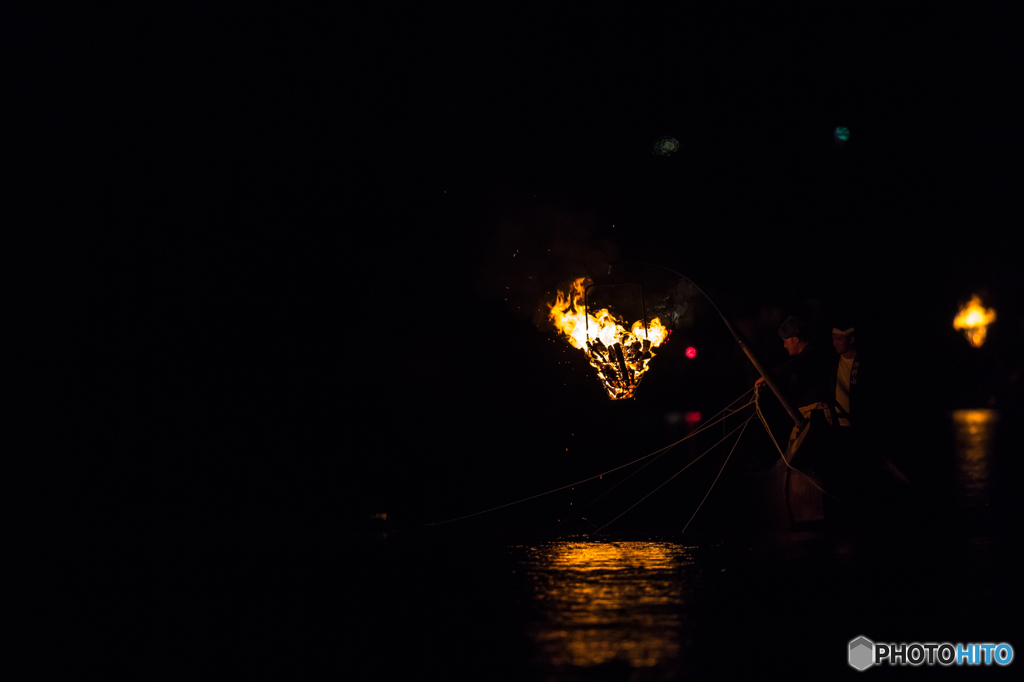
354 409 1024 680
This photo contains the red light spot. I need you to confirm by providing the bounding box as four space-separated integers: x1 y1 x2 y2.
685 411 702 424
686 346 697 359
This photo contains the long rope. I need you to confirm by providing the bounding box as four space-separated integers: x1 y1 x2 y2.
554 394 754 530
552 442 675 532
425 388 754 527
754 384 788 464
592 413 756 536
681 414 751 535
753 384 856 514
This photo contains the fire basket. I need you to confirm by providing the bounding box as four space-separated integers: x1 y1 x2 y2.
548 278 669 400
582 283 654 400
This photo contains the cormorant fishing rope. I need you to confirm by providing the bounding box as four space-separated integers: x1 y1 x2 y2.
554 390 755 530
592 413 756 536
753 384 858 515
425 388 755 527
554 398 755 531
753 384 788 464
680 414 751 535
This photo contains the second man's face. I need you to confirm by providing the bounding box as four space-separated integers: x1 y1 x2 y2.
783 337 801 355
832 334 851 354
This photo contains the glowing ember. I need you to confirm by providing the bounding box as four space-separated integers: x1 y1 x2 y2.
548 278 669 399
953 295 996 347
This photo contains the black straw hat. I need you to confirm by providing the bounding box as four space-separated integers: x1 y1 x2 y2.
778 316 806 340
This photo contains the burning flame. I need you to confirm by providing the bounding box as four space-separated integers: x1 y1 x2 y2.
548 278 669 399
953 295 996 348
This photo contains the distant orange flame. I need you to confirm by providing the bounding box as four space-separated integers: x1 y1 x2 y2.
548 278 669 399
953 295 996 348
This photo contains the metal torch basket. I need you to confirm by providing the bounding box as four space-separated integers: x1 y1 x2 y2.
583 282 653 400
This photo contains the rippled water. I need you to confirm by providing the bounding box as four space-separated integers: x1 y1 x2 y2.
952 409 997 510
518 542 693 669
361 411 1022 680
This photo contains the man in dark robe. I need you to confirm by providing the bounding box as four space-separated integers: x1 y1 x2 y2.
756 316 835 527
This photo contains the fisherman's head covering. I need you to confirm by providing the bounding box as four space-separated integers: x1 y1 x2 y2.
831 327 855 336
778 316 807 340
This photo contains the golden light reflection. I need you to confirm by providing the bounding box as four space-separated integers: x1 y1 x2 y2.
952 410 998 506
953 295 996 347
522 541 692 669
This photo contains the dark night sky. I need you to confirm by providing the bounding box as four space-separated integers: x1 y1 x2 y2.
349 5 1023 521
3 6 1023 651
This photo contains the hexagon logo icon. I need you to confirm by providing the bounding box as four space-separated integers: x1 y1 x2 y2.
849 636 874 671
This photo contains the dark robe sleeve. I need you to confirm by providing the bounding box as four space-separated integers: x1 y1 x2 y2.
768 344 833 407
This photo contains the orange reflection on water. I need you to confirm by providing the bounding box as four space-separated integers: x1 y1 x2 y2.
952 410 998 505
522 541 692 669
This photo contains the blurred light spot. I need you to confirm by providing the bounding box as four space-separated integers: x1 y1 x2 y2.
834 126 850 142
664 412 683 425
953 295 996 347
652 136 679 156
685 411 702 424
685 346 697 359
